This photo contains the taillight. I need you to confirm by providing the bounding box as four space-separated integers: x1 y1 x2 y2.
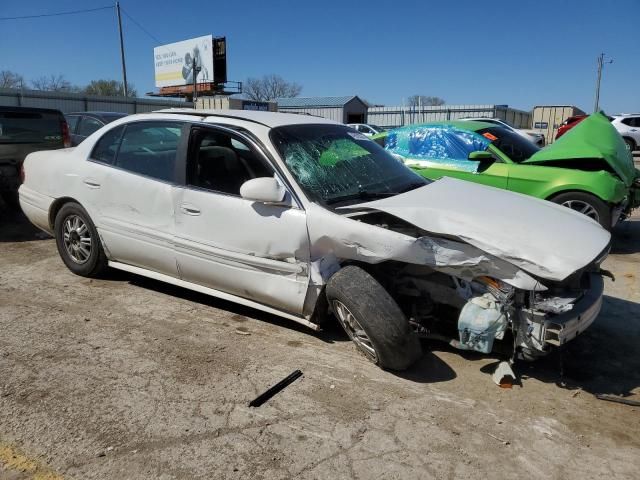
61 119 71 148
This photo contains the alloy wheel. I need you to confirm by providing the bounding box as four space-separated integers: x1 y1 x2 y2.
332 300 378 362
561 200 600 223
62 214 92 264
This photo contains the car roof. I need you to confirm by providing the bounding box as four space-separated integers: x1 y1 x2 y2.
0 106 63 115
66 111 128 118
386 120 496 132
154 108 339 128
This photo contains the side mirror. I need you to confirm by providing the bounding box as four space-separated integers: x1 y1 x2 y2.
240 177 286 204
468 151 494 161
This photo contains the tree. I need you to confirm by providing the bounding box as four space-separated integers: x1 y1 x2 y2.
31 74 79 92
84 79 137 97
244 74 302 101
0 70 26 89
407 95 446 107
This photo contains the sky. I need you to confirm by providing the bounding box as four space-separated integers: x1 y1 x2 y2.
1 0 639 113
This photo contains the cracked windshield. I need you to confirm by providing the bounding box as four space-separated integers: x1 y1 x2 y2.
271 124 427 206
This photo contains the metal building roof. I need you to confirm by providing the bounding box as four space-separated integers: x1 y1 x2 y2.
277 95 361 108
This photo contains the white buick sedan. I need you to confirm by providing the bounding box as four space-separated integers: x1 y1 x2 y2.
19 109 611 370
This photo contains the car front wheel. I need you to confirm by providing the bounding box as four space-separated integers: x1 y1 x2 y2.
54 202 108 277
326 265 422 371
550 192 611 229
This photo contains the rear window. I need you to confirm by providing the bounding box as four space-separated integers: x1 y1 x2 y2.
0 111 62 144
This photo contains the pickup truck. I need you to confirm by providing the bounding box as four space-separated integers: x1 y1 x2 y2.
0 106 70 207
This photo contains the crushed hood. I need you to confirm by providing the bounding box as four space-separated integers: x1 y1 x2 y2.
525 113 636 186
339 177 610 282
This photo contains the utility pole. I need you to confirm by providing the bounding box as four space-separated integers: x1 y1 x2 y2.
116 2 128 97
594 53 613 112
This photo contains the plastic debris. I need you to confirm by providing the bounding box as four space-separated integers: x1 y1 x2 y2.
492 361 516 388
249 370 303 407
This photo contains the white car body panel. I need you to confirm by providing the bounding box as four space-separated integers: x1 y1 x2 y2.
339 177 610 282
19 109 609 330
611 115 640 149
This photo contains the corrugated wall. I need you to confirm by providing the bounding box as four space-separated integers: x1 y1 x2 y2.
277 106 344 123
0 88 192 113
367 105 532 129
531 106 585 143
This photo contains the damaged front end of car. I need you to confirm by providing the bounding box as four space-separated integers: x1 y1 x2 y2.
305 177 612 363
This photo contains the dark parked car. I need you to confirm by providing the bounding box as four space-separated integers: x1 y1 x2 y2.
65 111 128 146
0 106 70 207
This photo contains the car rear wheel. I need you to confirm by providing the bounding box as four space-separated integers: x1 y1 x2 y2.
54 202 108 277
623 137 636 152
550 192 611 229
326 265 422 371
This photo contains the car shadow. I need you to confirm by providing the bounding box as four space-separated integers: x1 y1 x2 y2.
512 295 640 397
116 273 458 382
610 218 640 254
126 274 343 344
0 201 51 242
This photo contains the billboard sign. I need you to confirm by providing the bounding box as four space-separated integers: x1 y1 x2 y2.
154 35 214 88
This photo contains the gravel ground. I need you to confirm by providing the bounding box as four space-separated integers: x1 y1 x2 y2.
1 200 639 480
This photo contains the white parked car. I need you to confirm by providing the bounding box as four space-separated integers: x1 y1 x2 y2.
19 109 610 370
610 114 640 151
347 123 385 136
459 117 545 147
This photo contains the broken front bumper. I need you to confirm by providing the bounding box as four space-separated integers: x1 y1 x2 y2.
519 273 604 351
543 274 604 346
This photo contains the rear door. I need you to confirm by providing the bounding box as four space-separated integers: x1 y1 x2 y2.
81 120 186 277
172 124 310 315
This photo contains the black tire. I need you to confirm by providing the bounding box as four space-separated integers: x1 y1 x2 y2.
1 191 20 210
326 265 422 371
550 191 611 230
54 202 108 277
623 137 636 152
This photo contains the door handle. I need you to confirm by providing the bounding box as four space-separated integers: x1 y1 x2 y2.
180 204 201 216
83 179 101 188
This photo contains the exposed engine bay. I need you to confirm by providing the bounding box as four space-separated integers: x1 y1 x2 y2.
349 210 606 360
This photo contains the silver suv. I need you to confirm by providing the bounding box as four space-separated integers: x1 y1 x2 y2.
610 114 640 151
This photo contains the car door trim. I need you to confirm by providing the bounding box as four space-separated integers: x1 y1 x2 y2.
172 235 305 275
107 260 319 330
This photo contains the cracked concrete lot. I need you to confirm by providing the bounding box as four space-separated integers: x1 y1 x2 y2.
1 201 639 479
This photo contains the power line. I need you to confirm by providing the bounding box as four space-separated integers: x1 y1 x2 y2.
121 7 162 44
0 5 113 21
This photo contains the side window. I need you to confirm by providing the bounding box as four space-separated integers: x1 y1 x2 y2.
187 128 272 195
632 118 640 128
90 125 125 165
115 122 183 183
65 115 80 133
77 117 104 137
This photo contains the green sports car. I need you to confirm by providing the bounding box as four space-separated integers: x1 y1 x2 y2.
373 113 640 229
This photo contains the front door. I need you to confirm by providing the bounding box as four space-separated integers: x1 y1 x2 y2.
172 125 310 315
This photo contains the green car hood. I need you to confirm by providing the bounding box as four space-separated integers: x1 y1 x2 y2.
525 113 636 186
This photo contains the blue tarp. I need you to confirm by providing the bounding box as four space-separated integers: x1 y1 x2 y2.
384 124 491 173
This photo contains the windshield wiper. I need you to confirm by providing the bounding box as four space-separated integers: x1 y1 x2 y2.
325 181 427 205
326 189 404 205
